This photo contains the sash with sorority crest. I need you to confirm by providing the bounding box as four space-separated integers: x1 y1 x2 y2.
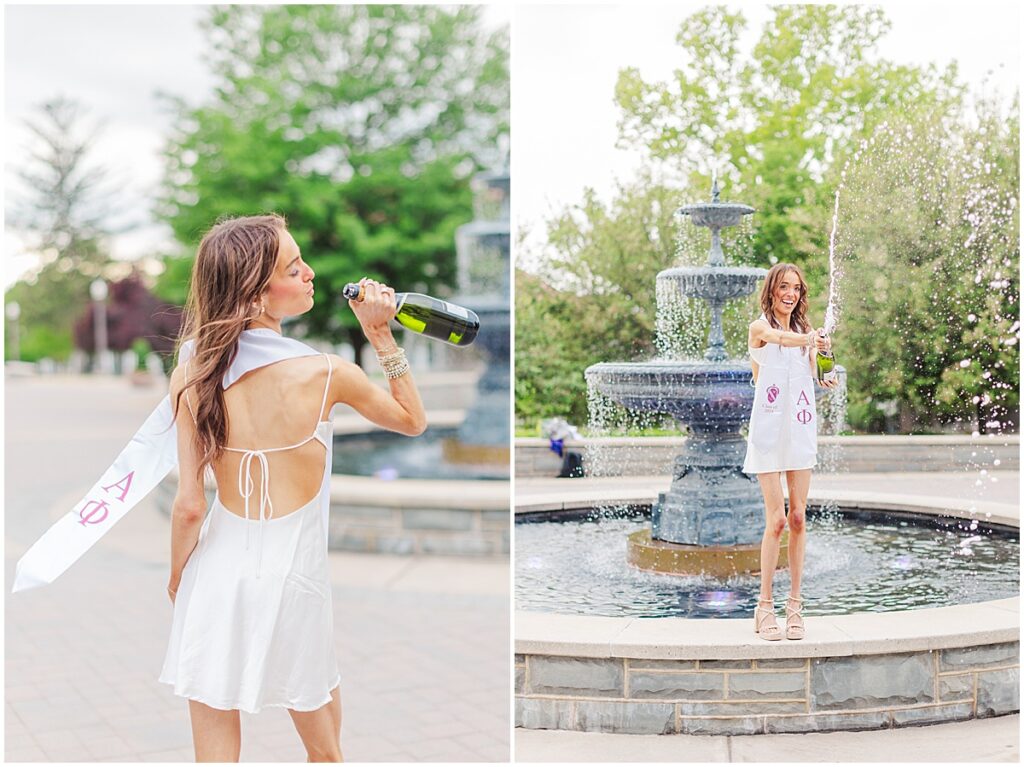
11 329 322 593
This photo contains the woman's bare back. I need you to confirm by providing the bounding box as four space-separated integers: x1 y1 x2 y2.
213 354 333 520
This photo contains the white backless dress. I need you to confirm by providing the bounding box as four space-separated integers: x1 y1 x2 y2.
159 350 340 713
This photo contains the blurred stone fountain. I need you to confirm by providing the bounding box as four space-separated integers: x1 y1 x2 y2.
587 180 843 576
443 167 511 466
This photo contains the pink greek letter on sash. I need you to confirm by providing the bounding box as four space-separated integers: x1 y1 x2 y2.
78 499 111 526
101 471 134 502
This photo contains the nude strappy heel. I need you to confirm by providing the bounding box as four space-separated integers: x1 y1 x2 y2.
754 598 782 641
785 595 805 640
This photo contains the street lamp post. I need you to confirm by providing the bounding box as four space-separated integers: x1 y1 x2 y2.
90 279 109 374
6 302 21 362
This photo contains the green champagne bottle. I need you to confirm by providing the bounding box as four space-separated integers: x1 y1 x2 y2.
342 283 480 347
815 332 837 384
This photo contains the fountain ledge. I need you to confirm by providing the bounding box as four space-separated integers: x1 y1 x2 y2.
516 599 1018 659
514 487 1018 529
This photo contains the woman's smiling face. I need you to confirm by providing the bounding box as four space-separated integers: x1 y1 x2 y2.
773 269 802 317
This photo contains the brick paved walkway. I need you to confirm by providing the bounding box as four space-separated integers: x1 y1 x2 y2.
5 375 509 762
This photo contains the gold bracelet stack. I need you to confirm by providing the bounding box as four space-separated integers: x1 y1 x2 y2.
377 346 410 380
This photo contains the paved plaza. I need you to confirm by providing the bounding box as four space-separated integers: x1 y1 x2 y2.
5 374 510 762
515 714 1020 762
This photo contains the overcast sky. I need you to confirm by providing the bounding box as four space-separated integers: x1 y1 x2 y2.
5 5 208 286
3 3 511 289
514 2 1021 266
3 4 1019 289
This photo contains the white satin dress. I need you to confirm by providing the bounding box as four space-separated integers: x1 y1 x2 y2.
742 317 818 474
159 353 340 713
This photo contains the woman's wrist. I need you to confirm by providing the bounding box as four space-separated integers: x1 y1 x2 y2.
363 325 395 349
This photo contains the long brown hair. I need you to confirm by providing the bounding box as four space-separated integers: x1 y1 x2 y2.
760 262 811 336
173 214 286 480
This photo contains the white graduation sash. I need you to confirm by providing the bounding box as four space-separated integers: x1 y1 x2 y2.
11 329 321 593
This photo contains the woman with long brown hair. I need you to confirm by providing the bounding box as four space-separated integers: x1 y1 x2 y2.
158 214 425 761
742 263 835 642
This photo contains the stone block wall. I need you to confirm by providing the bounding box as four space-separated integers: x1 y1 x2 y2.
515 642 1019 734
515 436 1020 478
328 503 509 555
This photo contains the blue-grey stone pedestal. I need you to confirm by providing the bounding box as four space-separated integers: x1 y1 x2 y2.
653 431 764 545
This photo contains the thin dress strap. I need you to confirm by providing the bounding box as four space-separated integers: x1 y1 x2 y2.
317 353 333 423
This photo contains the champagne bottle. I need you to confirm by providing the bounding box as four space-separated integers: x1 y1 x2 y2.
342 283 480 347
815 331 837 384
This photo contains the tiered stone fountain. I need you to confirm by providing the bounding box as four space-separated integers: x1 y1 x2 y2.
444 167 511 466
586 181 782 576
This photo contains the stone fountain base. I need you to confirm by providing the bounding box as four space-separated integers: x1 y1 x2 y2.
443 438 511 466
627 529 789 577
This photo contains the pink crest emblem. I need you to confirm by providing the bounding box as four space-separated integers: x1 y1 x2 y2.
766 385 780 404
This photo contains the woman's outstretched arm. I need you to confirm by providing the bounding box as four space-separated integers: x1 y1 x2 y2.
749 318 818 349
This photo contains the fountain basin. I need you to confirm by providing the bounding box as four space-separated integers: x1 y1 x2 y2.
518 503 1018 616
657 265 766 303
585 361 756 432
514 488 1020 734
626 529 789 577
334 425 508 480
678 201 755 228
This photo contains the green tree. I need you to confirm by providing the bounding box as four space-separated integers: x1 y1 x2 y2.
5 97 115 362
837 99 1019 433
155 5 509 364
515 174 681 425
614 5 963 287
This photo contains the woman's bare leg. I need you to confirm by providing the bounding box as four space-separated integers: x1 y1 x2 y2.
188 700 241 762
757 472 787 600
785 469 811 598
289 684 343 762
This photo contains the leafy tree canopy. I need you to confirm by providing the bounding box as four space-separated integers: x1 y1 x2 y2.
614 5 963 276
155 5 509 359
